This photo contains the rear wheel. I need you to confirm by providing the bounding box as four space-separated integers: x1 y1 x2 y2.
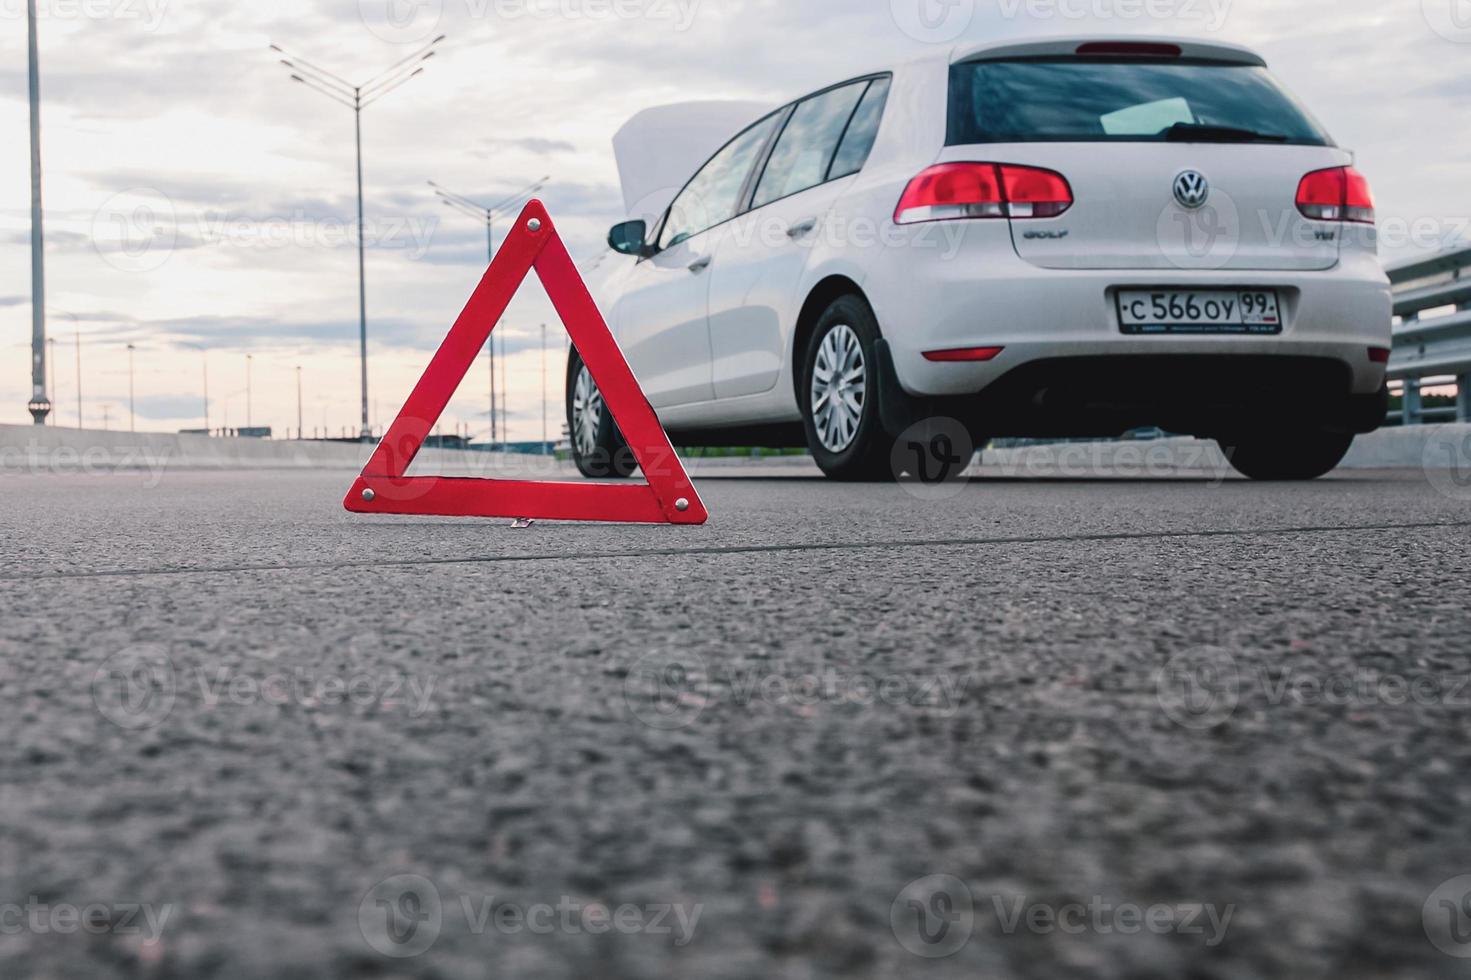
1217 429 1353 481
567 349 636 479
800 296 893 481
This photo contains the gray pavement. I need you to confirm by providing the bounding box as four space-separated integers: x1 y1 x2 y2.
2 466 1470 979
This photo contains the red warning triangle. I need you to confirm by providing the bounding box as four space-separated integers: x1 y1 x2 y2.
343 200 708 525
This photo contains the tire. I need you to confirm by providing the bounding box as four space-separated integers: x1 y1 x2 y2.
1217 429 1354 481
800 295 894 481
566 349 637 479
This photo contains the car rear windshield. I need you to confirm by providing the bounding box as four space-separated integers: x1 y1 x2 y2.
947 58 1332 146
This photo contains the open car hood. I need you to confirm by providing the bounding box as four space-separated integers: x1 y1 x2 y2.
612 100 773 225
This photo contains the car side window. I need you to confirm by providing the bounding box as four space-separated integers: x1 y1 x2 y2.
659 113 783 250
751 81 868 210
828 77 891 180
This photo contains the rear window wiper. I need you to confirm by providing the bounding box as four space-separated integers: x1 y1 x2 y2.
1162 122 1289 143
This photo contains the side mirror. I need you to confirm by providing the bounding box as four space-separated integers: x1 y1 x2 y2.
608 219 652 257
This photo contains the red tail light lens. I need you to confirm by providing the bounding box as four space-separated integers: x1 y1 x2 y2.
895 163 1072 224
923 346 1005 363
1296 166 1375 224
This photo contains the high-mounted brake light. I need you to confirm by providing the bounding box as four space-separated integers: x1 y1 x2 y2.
1075 41 1183 58
1296 166 1375 224
895 163 1072 224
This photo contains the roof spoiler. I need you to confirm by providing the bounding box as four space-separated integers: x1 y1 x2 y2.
952 37 1267 68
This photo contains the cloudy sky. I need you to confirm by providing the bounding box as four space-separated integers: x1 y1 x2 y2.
1 0 1467 436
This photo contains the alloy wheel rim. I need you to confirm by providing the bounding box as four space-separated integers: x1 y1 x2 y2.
572 365 603 458
811 324 866 453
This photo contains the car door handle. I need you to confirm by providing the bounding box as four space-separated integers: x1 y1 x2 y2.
787 219 818 239
688 256 712 274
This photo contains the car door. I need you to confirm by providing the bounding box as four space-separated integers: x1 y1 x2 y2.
611 111 784 409
706 77 891 400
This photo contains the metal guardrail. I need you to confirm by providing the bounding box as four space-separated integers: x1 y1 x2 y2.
1386 243 1471 424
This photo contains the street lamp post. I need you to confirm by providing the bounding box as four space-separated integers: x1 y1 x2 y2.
272 36 445 440
26 0 51 425
296 366 303 439
126 343 136 432
428 176 548 448
246 355 253 430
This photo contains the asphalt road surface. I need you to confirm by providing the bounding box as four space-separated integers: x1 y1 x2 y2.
3 464 1470 979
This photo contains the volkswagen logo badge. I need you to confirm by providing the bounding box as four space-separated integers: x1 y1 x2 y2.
1173 170 1210 210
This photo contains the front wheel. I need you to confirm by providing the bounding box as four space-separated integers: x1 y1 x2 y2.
1216 429 1354 481
800 296 894 481
566 349 637 479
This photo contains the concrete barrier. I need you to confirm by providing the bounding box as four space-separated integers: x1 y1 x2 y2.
6 422 1467 479
981 424 1471 477
0 425 559 478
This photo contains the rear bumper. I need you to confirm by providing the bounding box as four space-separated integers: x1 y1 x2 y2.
875 342 1389 439
862 239 1391 437
865 245 1393 401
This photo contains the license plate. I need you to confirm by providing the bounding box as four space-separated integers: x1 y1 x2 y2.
1117 289 1282 335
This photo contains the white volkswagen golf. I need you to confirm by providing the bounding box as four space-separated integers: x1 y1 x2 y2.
571 36 1392 481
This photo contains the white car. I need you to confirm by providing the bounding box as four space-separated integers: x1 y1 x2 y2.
571 36 1392 481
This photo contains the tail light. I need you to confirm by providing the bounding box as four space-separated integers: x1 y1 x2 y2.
895 163 1072 224
1296 166 1375 224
